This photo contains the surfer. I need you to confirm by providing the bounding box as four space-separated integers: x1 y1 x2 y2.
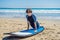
26 8 40 32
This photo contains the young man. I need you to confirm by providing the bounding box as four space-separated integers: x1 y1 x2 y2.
26 9 40 32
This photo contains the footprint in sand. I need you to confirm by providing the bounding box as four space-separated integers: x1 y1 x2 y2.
54 24 56 26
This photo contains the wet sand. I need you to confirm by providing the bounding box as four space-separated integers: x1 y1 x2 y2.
0 18 60 40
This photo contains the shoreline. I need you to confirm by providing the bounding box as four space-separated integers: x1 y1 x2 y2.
0 17 60 20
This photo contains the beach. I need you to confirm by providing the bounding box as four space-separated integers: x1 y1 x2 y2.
0 18 60 40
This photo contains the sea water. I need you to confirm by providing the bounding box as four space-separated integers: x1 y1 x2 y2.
0 8 60 19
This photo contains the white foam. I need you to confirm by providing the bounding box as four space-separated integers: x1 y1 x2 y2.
32 10 60 13
0 10 60 13
0 10 25 13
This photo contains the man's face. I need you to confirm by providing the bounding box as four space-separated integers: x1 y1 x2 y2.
27 13 32 16
27 10 32 16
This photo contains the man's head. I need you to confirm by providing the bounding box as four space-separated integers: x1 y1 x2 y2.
26 8 32 16
26 8 32 13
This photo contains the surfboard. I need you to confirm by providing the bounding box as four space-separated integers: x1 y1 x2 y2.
4 26 44 37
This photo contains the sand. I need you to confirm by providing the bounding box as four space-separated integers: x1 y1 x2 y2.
0 18 60 40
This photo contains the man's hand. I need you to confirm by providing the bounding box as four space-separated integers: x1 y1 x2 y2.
34 30 37 32
27 27 29 30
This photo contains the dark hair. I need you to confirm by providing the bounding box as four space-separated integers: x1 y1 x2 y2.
26 8 32 13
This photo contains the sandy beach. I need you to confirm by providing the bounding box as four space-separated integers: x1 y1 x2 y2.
0 18 60 40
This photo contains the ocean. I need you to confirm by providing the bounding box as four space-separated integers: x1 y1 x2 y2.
0 8 60 19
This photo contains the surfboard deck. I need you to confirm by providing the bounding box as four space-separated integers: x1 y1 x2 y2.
4 26 44 37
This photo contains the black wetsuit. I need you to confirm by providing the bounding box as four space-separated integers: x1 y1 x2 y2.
26 14 40 29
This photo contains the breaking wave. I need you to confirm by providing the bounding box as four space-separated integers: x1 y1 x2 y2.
0 10 60 13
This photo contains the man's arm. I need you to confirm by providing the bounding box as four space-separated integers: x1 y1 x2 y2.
32 15 37 29
34 22 37 30
27 21 29 30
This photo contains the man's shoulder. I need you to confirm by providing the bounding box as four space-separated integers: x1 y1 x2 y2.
26 15 28 18
32 14 36 17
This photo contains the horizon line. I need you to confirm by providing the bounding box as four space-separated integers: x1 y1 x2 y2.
0 7 60 9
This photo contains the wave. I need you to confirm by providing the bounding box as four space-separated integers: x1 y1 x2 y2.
33 10 60 13
0 10 60 13
0 10 25 13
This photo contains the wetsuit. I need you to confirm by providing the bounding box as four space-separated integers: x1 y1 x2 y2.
26 14 40 29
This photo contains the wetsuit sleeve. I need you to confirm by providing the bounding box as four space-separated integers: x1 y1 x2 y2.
32 15 37 22
26 15 28 21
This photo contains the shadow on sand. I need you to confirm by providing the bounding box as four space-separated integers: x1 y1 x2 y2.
2 36 28 40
